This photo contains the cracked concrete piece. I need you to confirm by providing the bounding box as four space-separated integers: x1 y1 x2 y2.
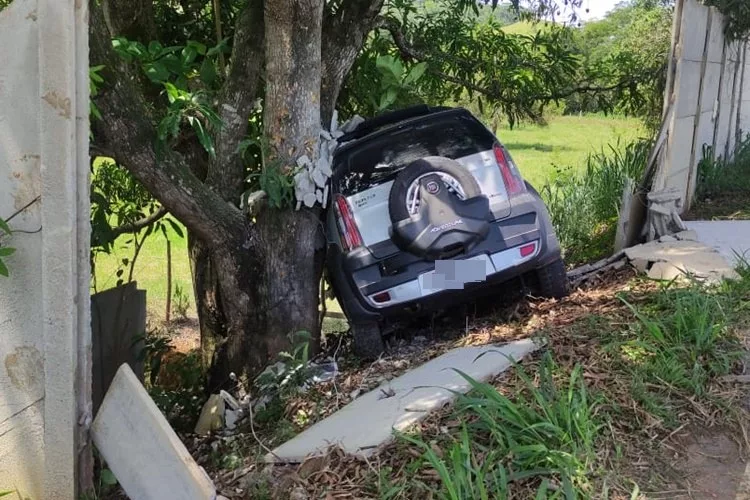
659 235 677 243
684 221 750 266
266 339 539 463
92 364 216 500
674 230 699 241
625 240 737 282
630 258 650 273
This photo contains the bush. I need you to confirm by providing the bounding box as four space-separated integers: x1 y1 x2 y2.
541 139 651 264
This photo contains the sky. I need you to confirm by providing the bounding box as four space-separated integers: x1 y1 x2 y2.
575 0 623 20
508 0 625 21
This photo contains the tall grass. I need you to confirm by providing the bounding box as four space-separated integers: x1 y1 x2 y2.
696 136 750 207
541 139 651 265
400 353 601 499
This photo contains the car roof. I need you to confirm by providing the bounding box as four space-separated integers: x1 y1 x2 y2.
335 106 480 157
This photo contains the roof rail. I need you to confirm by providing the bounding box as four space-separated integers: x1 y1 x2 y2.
340 105 453 142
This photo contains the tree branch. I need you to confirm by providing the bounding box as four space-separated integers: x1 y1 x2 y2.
206 0 265 205
380 17 645 106
111 206 168 238
89 1 245 246
320 0 386 124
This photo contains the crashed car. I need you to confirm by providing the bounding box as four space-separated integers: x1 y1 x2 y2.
325 105 568 357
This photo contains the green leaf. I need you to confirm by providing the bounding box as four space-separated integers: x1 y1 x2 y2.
376 55 404 80
181 45 198 65
378 87 398 111
188 117 216 158
187 40 207 56
167 219 184 238
404 62 427 85
0 247 16 257
148 41 164 57
163 82 180 104
199 58 217 85
0 259 8 277
100 468 118 486
0 217 11 235
145 62 170 83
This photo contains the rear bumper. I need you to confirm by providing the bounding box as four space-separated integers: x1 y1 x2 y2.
327 195 562 324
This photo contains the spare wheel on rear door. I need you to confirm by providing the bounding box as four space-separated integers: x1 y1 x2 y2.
388 156 481 223
388 156 492 260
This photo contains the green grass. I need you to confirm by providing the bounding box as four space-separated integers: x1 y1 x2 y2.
92 222 194 321
497 114 647 189
393 353 601 499
382 267 750 498
687 136 750 220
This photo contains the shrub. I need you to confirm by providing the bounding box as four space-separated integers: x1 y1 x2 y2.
541 139 651 264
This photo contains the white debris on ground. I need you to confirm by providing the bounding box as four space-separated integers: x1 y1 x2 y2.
569 229 739 287
194 360 339 437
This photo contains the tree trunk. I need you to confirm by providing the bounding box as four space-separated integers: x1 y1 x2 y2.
89 0 378 389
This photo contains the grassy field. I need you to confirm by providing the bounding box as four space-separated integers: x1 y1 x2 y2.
496 114 646 188
93 222 194 321
93 113 645 322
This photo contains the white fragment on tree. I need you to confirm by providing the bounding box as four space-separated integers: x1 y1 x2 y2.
330 110 339 133
291 111 366 211
303 192 317 208
312 167 327 188
340 114 364 133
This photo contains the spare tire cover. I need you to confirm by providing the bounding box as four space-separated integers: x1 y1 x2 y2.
388 156 481 224
388 157 490 260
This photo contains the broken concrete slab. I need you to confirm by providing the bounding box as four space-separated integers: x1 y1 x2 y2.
91 364 216 500
625 239 738 282
674 229 699 241
684 221 750 266
266 339 539 463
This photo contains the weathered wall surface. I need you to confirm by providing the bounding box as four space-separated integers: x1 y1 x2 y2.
0 1 45 496
654 0 750 211
0 0 91 497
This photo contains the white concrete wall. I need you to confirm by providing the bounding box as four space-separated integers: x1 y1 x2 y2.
0 0 91 497
655 0 750 211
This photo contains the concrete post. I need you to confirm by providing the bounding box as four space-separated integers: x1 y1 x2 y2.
0 0 91 497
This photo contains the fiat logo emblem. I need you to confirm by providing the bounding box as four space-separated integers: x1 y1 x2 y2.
426 181 440 194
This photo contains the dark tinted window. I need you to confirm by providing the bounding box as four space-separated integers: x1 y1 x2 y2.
333 113 495 196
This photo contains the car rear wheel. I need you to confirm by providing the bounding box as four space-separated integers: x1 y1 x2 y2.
536 259 569 299
351 321 385 360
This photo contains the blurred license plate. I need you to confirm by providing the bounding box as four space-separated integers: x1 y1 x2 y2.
419 255 491 293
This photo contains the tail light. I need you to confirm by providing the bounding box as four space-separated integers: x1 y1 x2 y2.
333 194 364 252
493 144 526 197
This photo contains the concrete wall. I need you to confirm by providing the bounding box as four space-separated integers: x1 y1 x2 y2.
654 0 750 211
0 0 91 497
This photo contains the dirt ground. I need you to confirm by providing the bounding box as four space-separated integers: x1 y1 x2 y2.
675 429 748 499
151 267 750 499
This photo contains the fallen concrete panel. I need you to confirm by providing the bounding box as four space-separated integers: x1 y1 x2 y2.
625 239 738 282
266 339 538 463
91 364 216 500
684 221 750 266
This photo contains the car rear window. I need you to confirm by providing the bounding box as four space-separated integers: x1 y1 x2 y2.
333 112 495 196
